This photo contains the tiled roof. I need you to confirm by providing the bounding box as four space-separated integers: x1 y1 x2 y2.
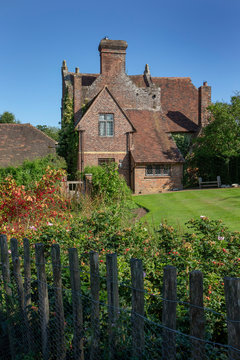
69 72 199 132
0 124 57 167
130 76 199 132
126 110 184 163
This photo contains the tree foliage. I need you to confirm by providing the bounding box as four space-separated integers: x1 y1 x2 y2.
194 95 240 160
36 125 60 141
171 133 192 158
0 111 17 123
57 88 78 178
187 94 240 184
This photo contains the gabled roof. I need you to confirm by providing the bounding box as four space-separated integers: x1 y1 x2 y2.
75 86 136 131
0 123 56 167
126 110 184 163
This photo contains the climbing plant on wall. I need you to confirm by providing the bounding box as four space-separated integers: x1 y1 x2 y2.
57 87 78 179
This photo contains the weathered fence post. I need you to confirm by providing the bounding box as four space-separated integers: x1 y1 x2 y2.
23 238 33 354
68 248 84 360
106 253 119 360
51 244 66 360
11 238 29 351
189 270 205 360
23 238 31 310
35 243 50 360
131 258 145 359
224 277 240 360
162 265 177 360
10 238 24 311
0 234 16 359
90 251 100 360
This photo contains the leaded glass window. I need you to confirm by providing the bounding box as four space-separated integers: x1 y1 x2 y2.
145 165 171 176
99 114 114 136
146 165 153 176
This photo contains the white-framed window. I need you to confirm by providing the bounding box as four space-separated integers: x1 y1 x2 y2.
99 114 114 137
145 165 171 176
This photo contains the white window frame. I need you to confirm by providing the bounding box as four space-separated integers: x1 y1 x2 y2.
99 113 114 137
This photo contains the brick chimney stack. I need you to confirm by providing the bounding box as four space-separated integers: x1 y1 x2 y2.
98 38 128 75
198 81 211 127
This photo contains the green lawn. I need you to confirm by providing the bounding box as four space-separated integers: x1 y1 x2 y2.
134 188 240 232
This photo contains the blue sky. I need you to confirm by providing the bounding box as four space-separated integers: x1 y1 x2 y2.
0 0 239 127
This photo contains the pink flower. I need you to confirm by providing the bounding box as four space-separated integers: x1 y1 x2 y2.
8 250 11 254
47 222 53 226
29 225 37 231
218 236 225 241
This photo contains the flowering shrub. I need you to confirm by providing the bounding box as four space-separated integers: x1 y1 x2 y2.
0 167 70 239
0 164 239 343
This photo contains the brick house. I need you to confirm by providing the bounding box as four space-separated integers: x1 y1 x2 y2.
61 38 211 194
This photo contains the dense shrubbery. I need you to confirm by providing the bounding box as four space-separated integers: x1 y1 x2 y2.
0 167 69 239
0 154 66 187
0 163 239 343
84 163 132 202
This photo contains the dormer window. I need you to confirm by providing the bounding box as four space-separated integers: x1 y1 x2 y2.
99 114 114 136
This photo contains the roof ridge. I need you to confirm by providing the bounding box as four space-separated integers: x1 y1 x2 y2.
0 123 57 143
129 75 191 79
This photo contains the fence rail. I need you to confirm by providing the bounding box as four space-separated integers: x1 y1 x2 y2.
0 234 240 359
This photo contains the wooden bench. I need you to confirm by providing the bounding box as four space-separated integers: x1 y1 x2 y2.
198 176 221 189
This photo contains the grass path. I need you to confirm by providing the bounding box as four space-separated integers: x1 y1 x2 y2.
133 188 240 232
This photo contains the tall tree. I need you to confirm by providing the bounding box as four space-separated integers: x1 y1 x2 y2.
0 111 17 123
57 88 78 178
189 94 240 182
36 125 60 141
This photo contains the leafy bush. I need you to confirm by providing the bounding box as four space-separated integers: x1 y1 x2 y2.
0 154 66 188
0 167 69 239
84 162 131 203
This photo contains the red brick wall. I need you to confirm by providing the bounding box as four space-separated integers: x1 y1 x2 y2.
77 88 133 185
134 164 183 194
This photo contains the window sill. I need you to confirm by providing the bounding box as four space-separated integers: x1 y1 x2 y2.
99 135 114 138
144 176 171 179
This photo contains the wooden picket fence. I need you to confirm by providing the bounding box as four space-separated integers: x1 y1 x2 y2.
0 234 240 359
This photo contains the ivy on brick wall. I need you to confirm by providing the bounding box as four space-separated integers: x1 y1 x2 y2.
57 88 78 179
